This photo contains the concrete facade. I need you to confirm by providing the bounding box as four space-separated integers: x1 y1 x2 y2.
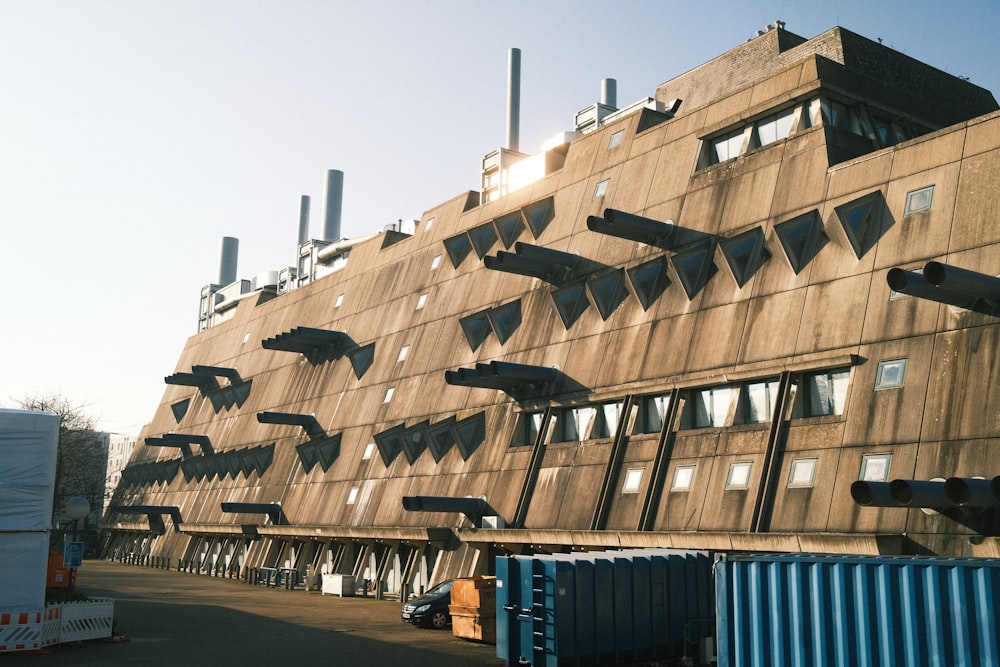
103 26 1000 594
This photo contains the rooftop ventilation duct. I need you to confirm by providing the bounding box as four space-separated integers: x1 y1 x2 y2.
217 236 238 285
506 47 521 152
323 169 344 242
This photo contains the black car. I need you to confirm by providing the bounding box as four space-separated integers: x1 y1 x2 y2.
401 579 453 629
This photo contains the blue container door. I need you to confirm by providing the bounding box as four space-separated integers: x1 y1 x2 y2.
594 557 616 662
496 556 537 666
496 556 513 664
573 559 596 662
631 554 653 658
613 556 635 661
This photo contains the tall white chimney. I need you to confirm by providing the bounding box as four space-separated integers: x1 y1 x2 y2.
506 48 521 152
297 195 311 246
322 169 344 242
601 78 617 108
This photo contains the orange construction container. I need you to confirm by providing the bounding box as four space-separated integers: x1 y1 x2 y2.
451 613 496 643
450 576 496 610
46 551 70 589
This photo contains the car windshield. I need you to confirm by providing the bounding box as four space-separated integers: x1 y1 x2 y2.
423 580 453 597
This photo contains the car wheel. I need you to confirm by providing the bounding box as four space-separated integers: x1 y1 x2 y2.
429 610 449 629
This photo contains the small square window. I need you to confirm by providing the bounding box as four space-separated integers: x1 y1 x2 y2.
430 254 442 271
875 358 907 389
726 461 753 490
671 465 695 491
346 487 359 504
415 294 428 310
608 130 624 150
362 443 375 460
383 387 395 403
397 345 410 362
860 453 892 482
424 217 435 231
242 331 251 344
787 458 817 488
622 467 644 494
335 294 345 308
593 179 609 199
904 185 934 216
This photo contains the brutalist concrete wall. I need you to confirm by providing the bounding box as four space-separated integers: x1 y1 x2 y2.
108 31 1000 568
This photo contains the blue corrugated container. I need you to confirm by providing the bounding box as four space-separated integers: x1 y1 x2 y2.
496 549 713 666
715 553 1000 667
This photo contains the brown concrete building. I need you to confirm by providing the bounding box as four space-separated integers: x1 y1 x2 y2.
103 25 1000 595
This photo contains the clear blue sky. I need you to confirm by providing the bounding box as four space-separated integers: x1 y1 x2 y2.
2 1 998 435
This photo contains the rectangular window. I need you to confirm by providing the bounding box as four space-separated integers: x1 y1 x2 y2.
415 293 428 310
860 453 892 482
335 294 345 308
671 465 695 491
735 378 781 424
397 345 410 363
797 368 850 418
430 254 443 270
515 412 544 446
382 387 395 403
424 217 435 231
551 406 596 443
362 443 375 460
726 461 753 490
346 487 359 504
633 393 671 434
753 108 796 147
591 401 623 438
622 467 644 494
683 386 734 429
904 186 934 215
787 458 817 488
710 128 744 163
875 359 907 389
608 129 624 150
593 179 609 199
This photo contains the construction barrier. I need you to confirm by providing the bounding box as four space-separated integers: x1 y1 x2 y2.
0 601 114 653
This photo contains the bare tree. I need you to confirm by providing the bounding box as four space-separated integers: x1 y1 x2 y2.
15 394 108 529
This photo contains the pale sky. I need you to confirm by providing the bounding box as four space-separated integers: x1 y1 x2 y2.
2 1 998 435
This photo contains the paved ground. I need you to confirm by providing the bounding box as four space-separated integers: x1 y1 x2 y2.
4 560 504 666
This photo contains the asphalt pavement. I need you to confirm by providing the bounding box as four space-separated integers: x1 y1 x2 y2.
3 560 504 666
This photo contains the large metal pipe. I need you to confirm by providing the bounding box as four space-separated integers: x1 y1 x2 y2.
513 242 580 269
506 48 521 152
402 495 496 526
889 479 957 508
587 215 660 245
850 481 898 506
605 209 709 248
601 78 617 108
886 268 980 310
944 477 1000 507
484 252 567 284
923 261 1000 302
322 169 344 242
217 236 239 286
297 195 311 246
486 360 558 385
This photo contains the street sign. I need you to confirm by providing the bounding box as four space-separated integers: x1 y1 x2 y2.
64 541 84 568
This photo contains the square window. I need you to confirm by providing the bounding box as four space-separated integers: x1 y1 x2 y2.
683 386 734 429
242 331 251 344
875 358 907 389
397 345 410 363
593 179 609 199
346 487 359 504
362 443 375 460
622 467 644 494
430 254 442 271
726 461 753 490
904 186 934 216
424 217 435 231
415 293 428 310
736 379 781 424
860 453 892 482
708 128 744 164
671 465 695 491
608 130 624 150
787 458 817 488
335 294 345 308
383 387 395 403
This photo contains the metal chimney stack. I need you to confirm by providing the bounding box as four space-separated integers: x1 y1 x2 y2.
322 169 344 242
297 195 311 246
506 47 521 152
601 78 617 108
217 236 238 286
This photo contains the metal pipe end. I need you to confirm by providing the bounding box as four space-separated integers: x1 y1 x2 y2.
923 261 946 287
886 268 910 292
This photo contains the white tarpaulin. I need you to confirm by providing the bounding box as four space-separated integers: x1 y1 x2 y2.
0 409 59 531
0 531 49 612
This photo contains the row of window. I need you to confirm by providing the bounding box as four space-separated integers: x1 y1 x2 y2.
700 96 929 168
518 360 907 446
624 449 894 496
